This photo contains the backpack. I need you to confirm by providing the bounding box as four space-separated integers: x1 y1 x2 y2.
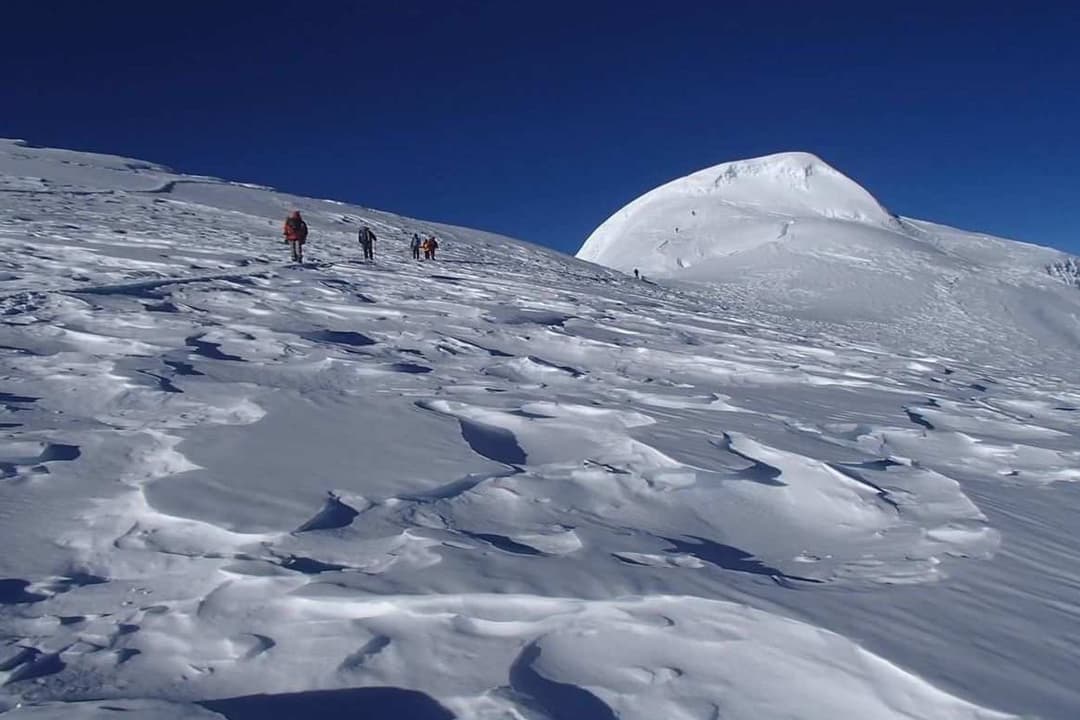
285 216 306 241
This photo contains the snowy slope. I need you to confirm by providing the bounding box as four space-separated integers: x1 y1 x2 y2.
1 139 1079 719
578 153 1080 371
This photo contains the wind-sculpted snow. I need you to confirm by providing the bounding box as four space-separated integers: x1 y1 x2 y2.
1 140 1078 717
1046 256 1080 288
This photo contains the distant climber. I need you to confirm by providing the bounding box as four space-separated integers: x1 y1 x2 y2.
422 235 439 260
283 210 308 263
358 225 376 261
634 268 640 279
410 233 422 260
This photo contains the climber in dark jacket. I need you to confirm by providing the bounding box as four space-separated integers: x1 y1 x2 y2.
358 225 376 261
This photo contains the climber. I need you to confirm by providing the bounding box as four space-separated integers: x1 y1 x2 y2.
283 210 308 263
358 225 376 261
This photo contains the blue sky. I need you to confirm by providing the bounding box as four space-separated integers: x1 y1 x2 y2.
5 1 1078 254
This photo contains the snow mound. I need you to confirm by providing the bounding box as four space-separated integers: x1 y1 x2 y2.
577 152 1080 369
578 152 896 273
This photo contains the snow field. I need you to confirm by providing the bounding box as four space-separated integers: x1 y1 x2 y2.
1 140 1078 717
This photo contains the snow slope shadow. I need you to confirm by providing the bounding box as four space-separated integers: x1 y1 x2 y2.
661 535 823 585
198 687 455 720
413 400 528 466
339 635 392 671
38 443 81 462
463 531 544 556
164 359 203 376
0 578 47 604
185 335 246 362
905 409 935 430
712 433 784 486
73 269 273 302
509 644 618 720
826 463 902 513
1 442 81 480
74 282 167 301
135 370 183 394
302 330 377 348
388 361 433 374
295 493 361 533
0 391 40 410
278 555 349 575
458 419 527 466
1 647 65 684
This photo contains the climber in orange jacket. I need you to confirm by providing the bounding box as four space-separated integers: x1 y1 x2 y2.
283 210 308 263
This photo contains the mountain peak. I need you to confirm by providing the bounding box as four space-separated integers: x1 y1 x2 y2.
709 150 837 178
648 151 892 222
577 152 897 274
706 152 857 191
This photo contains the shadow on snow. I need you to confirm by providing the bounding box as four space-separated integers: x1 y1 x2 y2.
198 687 455 720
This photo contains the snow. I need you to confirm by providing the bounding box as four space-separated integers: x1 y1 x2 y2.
578 152 1080 371
1 138 1078 718
579 152 897 269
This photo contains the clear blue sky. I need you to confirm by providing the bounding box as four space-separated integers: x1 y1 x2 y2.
5 1 1078 254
